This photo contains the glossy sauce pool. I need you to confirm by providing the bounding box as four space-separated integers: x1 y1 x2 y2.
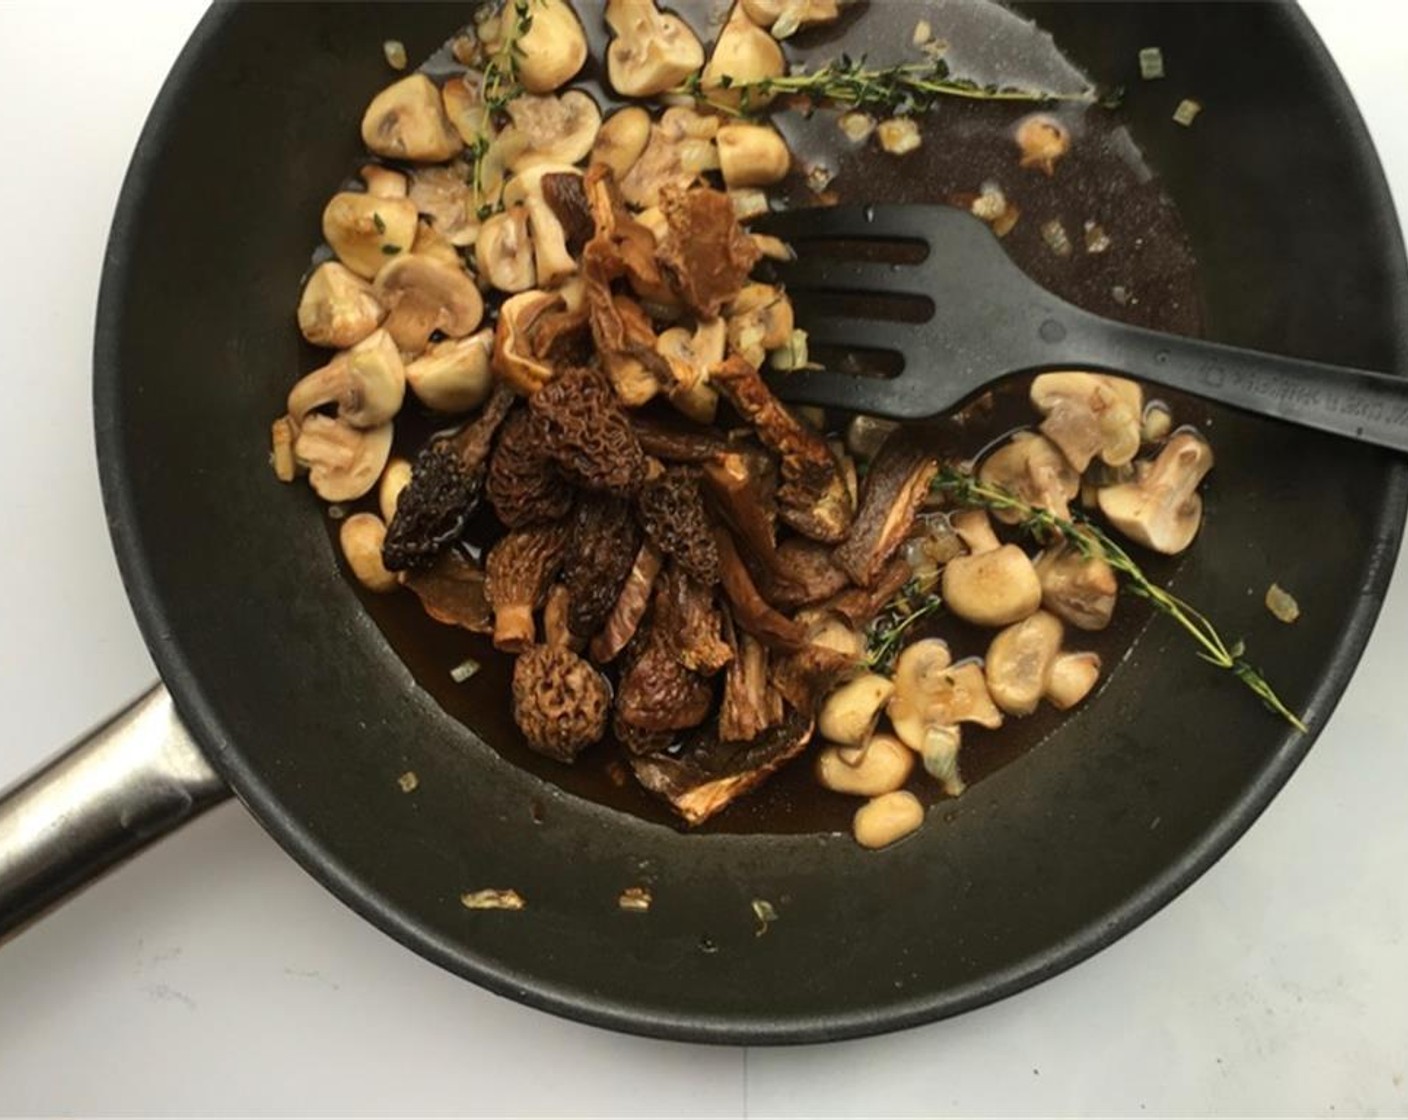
322 0 1207 836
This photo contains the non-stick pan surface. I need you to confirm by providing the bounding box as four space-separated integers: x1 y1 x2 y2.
94 1 1407 1043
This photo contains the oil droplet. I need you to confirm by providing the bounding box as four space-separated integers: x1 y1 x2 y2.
863 204 877 223
698 935 719 955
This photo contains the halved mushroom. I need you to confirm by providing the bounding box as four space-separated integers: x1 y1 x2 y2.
592 106 653 179
513 0 589 94
941 543 1042 628
1035 541 1117 631
441 75 494 148
717 122 791 188
978 431 1080 524
620 107 721 209
1030 372 1143 473
727 283 795 367
493 289 565 394
606 0 706 98
950 508 1001 554
408 164 479 247
1045 650 1102 710
339 513 400 593
297 262 387 349
360 164 408 199
985 611 1064 716
293 414 395 502
817 672 895 748
1097 430 1214 554
361 74 463 163
405 329 494 412
887 640 995 797
322 192 418 280
475 204 537 293
502 91 602 173
657 318 726 423
742 0 847 35
287 329 405 430
816 734 913 797
372 255 484 356
701 2 785 109
504 165 582 287
378 457 414 523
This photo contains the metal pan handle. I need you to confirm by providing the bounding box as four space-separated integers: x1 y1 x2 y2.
0 684 230 941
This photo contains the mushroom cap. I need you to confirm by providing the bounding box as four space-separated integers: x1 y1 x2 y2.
977 431 1079 525
408 164 479 248
816 734 914 797
727 283 795 365
606 0 706 98
287 328 406 430
985 610 1064 716
297 262 387 350
503 91 602 173
1030 371 1143 472
360 74 463 162
476 205 538 294
339 513 400 593
360 163 408 199
405 329 494 413
941 544 1043 628
592 106 654 179
321 192 418 280
717 122 792 188
817 672 896 747
701 3 785 108
1035 541 1118 631
619 109 721 209
374 254 484 356
1045 650 1102 710
1097 429 1214 555
514 0 589 94
512 645 610 762
293 414 394 502
441 75 494 148
950 508 1001 555
888 640 1004 749
493 289 566 395
742 0 845 29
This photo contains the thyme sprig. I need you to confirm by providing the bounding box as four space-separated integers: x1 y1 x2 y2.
468 0 538 211
932 466 1307 732
866 573 943 674
676 55 1095 118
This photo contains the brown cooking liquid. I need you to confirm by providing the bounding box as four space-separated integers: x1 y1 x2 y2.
321 0 1205 835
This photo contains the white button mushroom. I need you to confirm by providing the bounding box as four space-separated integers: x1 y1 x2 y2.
297 262 387 350
817 734 914 797
817 672 896 747
984 610 1065 717
286 328 406 430
503 165 583 288
322 192 419 280
656 318 726 424
441 75 494 148
339 513 400 593
405 328 495 413
408 165 479 248
360 163 408 199
1035 541 1118 631
372 255 485 356
502 91 602 173
476 205 538 293
950 508 1002 554
620 108 721 209
1097 430 1214 554
605 0 706 98
513 0 589 94
1030 371 1144 472
887 639 1001 799
701 2 785 110
592 106 653 179
361 74 463 163
717 122 792 188
727 283 795 367
977 431 1080 524
378 457 414 524
1045 650 1102 710
941 543 1043 628
293 415 395 503
742 0 848 35
853 790 925 849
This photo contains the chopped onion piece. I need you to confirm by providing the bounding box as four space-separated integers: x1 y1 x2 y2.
730 189 770 222
1173 99 1202 127
913 19 934 46
1265 583 1301 624
383 40 408 70
839 111 877 144
1138 46 1165 80
769 329 811 371
461 889 526 911
450 657 481 683
877 117 921 155
752 898 779 936
1084 220 1112 254
397 771 419 793
618 886 653 912
1041 219 1073 257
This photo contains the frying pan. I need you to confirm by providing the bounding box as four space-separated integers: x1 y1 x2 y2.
0 0 1404 1045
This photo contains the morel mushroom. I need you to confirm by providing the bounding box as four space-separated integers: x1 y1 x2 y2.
562 494 642 643
613 620 716 754
487 409 573 529
512 644 611 762
529 365 648 495
636 465 720 585
484 521 571 653
653 563 733 675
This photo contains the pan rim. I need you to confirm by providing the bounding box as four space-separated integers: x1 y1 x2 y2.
92 1 1408 1045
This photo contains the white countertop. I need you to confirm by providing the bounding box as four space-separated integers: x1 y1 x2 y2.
1 1 1405 1115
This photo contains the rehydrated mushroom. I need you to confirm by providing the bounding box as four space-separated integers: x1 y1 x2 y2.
1015 112 1070 175
476 204 537 293
590 540 665 662
984 611 1064 716
1030 372 1143 472
716 122 791 188
293 415 394 502
297 262 386 349
512 0 589 94
529 365 648 495
322 192 418 279
512 644 611 762
287 328 405 430
502 91 602 172
504 165 584 288
656 318 726 423
487 409 573 529
835 438 939 588
817 672 895 747
592 106 653 178
978 431 1080 524
658 185 762 320
485 521 570 652
1097 430 1214 555
378 457 413 523
490 288 591 396
408 164 479 247
727 283 795 367
636 465 720 584
403 547 493 633
653 564 733 675
339 513 399 593
742 0 848 35
701 2 785 110
606 0 706 98
816 734 913 798
1045 650 1101 710
1035 541 1117 631
942 542 1042 628
373 255 484 356
405 329 494 413
562 494 641 641
620 107 721 209
361 74 463 163
877 117 922 156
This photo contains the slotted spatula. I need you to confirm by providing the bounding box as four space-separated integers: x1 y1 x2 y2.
756 204 1408 452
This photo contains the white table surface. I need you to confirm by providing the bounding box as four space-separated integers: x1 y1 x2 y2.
1 2 1405 1116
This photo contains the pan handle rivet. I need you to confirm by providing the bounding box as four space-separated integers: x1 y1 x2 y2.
1039 319 1066 343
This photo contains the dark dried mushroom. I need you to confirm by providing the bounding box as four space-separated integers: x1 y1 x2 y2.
834 437 939 587
484 522 571 653
657 184 761 319
402 548 493 634
562 494 641 642
512 645 610 762
590 540 664 663
383 387 515 571
654 564 733 675
636 465 720 585
714 527 808 651
486 410 573 529
542 171 595 257
529 366 648 495
719 616 784 744
613 620 716 754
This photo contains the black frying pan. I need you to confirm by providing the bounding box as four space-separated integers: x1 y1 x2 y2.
0 0 1403 1044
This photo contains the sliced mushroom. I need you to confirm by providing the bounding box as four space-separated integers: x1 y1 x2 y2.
717 122 791 188
978 431 1080 524
816 734 913 797
293 414 394 502
942 543 1042 628
297 262 386 349
322 192 418 280
408 164 479 247
701 2 785 109
493 289 564 394
513 0 589 94
886 640 994 797
1045 650 1102 710
606 0 706 98
656 317 725 423
287 329 405 430
620 107 721 209
817 672 895 748
727 283 795 367
339 513 400 593
405 329 494 412
950 508 1001 554
373 255 484 356
985 611 1064 716
442 75 494 148
502 91 602 173
1097 430 1214 555
378 457 414 523
360 164 408 199
1030 372 1144 472
504 165 582 287
1035 541 1117 631
742 0 847 34
360 74 463 162
592 106 653 179
475 204 537 293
